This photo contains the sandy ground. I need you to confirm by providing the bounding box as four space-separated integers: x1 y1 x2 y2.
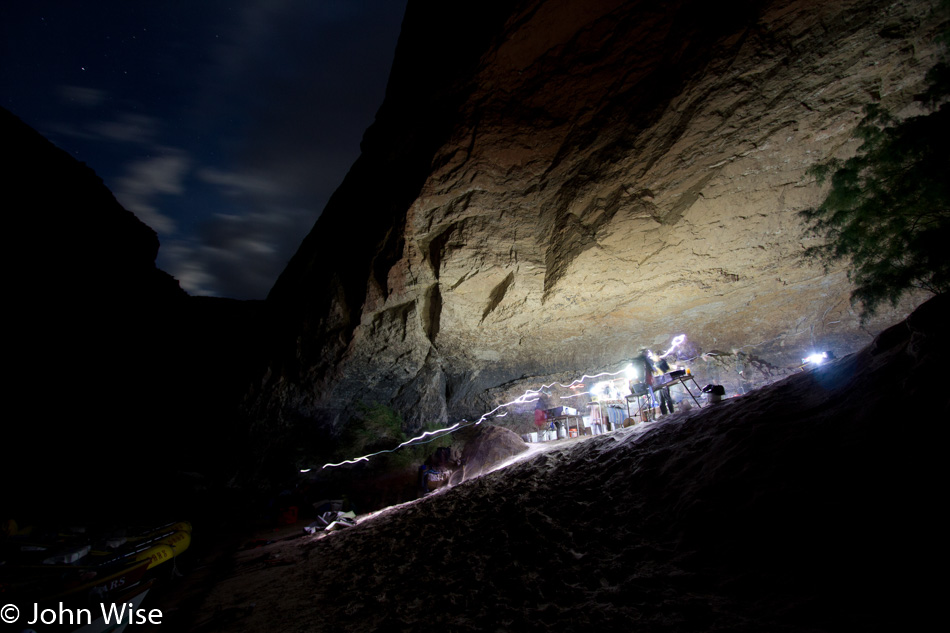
141 296 945 632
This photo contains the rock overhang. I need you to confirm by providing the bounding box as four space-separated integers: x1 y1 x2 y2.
254 0 943 431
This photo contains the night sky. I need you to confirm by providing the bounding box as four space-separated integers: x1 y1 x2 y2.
1 0 407 299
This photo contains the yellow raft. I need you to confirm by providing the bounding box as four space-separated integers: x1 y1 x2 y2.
129 521 192 569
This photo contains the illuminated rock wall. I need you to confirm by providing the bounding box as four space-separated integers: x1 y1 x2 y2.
256 0 942 433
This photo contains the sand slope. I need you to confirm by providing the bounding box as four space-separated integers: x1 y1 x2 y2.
164 294 945 632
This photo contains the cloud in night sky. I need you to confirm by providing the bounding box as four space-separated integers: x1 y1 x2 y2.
165 204 317 299
1 0 407 299
59 85 108 108
92 112 160 145
114 151 190 235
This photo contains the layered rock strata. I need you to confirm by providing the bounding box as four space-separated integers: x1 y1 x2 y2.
255 0 944 435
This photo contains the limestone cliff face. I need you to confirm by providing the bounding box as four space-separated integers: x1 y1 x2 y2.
256 0 944 433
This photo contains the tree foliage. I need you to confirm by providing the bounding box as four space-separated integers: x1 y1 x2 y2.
340 401 408 455
800 12 950 318
336 402 445 469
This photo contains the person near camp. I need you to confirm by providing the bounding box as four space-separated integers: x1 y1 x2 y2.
418 462 445 496
418 446 464 496
634 348 657 412
654 355 675 415
534 405 548 431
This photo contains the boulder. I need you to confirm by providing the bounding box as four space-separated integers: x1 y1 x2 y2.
458 424 528 482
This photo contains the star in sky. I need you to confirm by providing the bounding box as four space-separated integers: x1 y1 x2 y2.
1 0 407 299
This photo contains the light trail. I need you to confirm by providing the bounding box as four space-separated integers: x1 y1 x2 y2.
318 422 464 469
313 361 658 470
661 334 686 358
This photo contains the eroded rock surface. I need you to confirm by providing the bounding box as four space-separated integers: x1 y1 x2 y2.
458 424 528 482
253 0 943 436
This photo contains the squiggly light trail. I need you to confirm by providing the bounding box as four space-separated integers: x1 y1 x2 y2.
314 335 690 471
313 365 639 471
318 422 463 469
662 334 686 358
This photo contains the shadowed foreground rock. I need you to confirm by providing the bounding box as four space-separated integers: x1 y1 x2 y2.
1 107 265 519
171 294 946 632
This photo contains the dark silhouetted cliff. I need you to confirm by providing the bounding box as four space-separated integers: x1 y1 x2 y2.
2 107 264 519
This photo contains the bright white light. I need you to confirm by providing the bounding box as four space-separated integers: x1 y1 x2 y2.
803 351 828 365
299 468 312 473
624 363 637 380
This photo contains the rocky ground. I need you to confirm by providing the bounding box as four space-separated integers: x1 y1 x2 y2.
145 294 945 632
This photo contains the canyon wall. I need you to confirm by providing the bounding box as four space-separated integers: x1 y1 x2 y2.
254 0 943 438
2 107 266 515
